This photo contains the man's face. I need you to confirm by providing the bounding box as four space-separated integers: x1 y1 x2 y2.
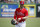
20 4 24 8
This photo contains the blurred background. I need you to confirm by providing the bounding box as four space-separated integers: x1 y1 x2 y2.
0 0 40 17
0 0 40 27
0 0 40 4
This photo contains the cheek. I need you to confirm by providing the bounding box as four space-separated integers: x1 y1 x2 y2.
21 5 23 6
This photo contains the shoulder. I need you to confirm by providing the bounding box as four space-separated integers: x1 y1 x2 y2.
24 8 28 11
23 8 28 13
15 8 20 11
16 8 20 10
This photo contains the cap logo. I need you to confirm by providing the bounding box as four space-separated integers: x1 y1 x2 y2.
22 2 23 4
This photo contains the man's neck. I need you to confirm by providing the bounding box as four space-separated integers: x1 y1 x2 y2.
20 7 24 10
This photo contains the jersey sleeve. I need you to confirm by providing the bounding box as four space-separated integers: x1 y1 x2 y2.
25 10 28 16
14 9 17 20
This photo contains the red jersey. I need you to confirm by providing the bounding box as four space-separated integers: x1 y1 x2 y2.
14 8 28 22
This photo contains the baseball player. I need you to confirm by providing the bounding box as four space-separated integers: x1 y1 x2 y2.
14 1 28 27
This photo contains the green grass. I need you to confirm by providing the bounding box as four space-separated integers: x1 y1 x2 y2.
0 18 40 27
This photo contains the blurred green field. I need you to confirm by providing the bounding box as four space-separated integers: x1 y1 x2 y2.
0 18 40 27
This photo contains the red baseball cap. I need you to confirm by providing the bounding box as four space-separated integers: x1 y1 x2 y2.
20 1 24 4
